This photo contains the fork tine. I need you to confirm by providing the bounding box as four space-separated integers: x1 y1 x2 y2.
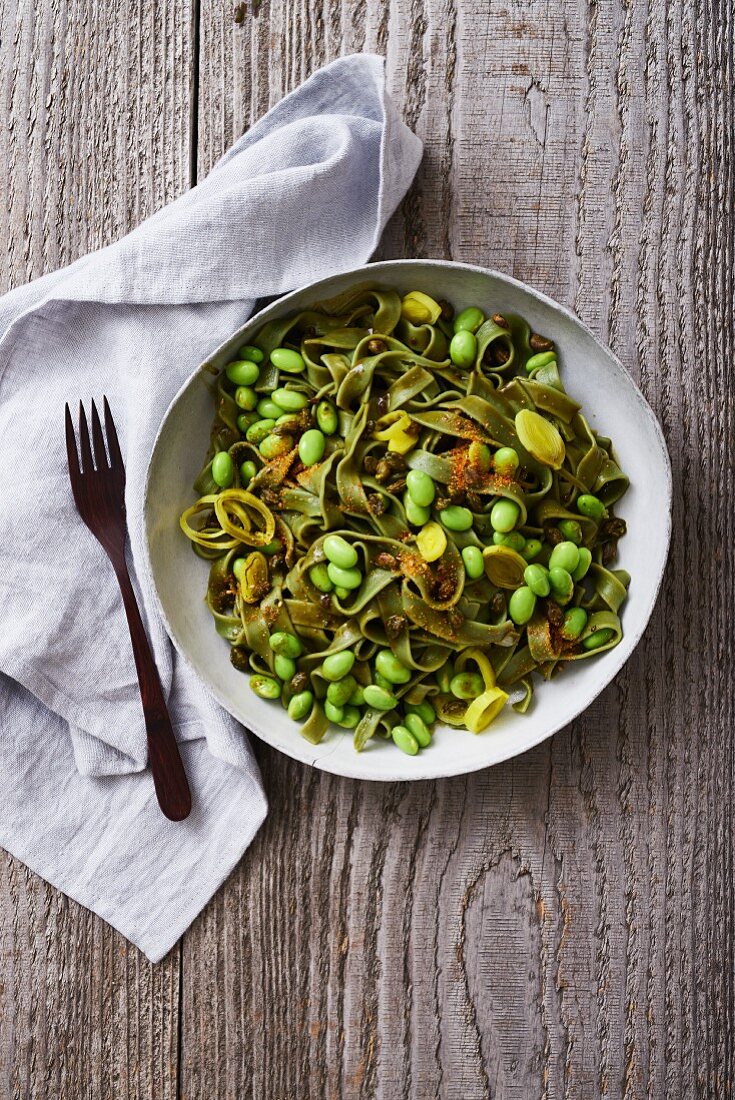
65 402 80 478
78 401 94 474
103 396 124 470
90 400 108 469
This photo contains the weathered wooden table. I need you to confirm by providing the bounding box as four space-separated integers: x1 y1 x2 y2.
0 2 730 1097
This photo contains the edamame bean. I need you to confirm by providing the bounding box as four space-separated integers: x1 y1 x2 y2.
226 359 260 386
509 586 537 625
449 329 477 368
235 386 258 410
462 545 485 579
324 700 345 723
406 469 436 508
274 654 296 681
375 671 394 692
321 650 356 682
572 547 592 582
561 607 588 639
276 414 299 427
453 306 485 334
521 538 543 561
327 563 362 589
232 557 246 580
260 433 293 459
494 447 519 475
392 725 419 755
271 347 305 373
404 712 431 747
316 400 338 435
239 345 264 363
439 505 473 532
349 684 366 707
251 674 281 700
375 649 411 684
237 411 258 433
582 628 615 650
261 539 281 556
405 494 431 526
336 706 361 729
269 632 303 659
212 451 234 488
327 675 358 708
490 499 521 533
239 459 257 484
549 540 580 573
450 672 484 700
288 691 313 721
309 563 334 592
524 563 551 597
323 535 358 569
469 441 491 470
334 586 351 601
363 685 398 711
257 398 282 420
558 519 583 545
405 700 436 725
548 567 574 604
525 350 557 373
272 387 308 411
246 418 276 444
299 428 326 466
436 662 454 694
576 494 606 520
493 531 527 552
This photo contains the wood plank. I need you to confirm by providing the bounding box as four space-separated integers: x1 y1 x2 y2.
0 1 193 1096
187 1 733 1097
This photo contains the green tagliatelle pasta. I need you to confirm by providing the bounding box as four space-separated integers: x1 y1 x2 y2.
180 285 631 756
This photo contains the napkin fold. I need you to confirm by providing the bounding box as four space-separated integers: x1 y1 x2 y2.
0 54 422 961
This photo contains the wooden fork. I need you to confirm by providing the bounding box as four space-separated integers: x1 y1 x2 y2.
65 398 192 821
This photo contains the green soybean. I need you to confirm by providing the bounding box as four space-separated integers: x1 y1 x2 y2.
449 329 477 368
375 671 394 692
493 531 527 551
316 400 338 435
582 627 615 650
405 494 431 526
321 650 356 682
436 662 454 694
323 535 358 568
324 700 345 723
270 347 305 373
327 563 362 590
469 441 492 470
392 725 419 755
261 539 281 556
327 675 358 707
439 505 473 532
226 359 260 386
549 541 580 573
239 344 264 363
576 493 607 520
336 706 361 729
251 674 281 700
235 385 258 410
509 586 537 625
562 607 588 639
232 557 246 580
334 586 351 601
309 563 334 592
237 411 258 433
524 563 550 597
272 387 308 411
299 428 326 466
363 684 398 711
521 538 543 561
269 632 303 659
288 691 313 721
404 712 431 747
494 447 519 475
274 654 296 681
260 433 292 459
212 451 234 488
548 567 574 604
453 306 485 334
406 469 436 508
462 545 485 579
572 547 592 582
405 700 436 725
375 649 411 684
239 459 257 484
349 684 366 707
490 499 521 533
450 672 484 700
246 418 276 444
525 350 557 373
558 519 583 545
257 398 282 420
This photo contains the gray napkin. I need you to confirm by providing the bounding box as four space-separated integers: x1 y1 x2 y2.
0 54 422 961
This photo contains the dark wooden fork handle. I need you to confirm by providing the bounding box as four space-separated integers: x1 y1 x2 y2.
114 561 192 821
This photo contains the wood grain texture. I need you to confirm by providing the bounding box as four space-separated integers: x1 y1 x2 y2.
0 1 192 1096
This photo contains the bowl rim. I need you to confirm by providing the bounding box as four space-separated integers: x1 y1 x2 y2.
142 258 673 781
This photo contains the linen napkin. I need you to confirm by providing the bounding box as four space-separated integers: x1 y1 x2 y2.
0 54 422 961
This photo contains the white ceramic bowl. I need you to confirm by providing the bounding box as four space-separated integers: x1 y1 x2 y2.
143 260 672 781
